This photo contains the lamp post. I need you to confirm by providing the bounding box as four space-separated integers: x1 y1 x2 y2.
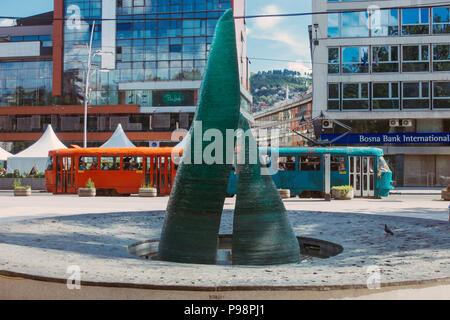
79 20 112 148
83 20 96 148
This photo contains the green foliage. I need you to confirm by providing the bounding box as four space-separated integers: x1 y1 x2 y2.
13 178 30 190
13 169 21 178
332 185 354 193
140 181 156 189
250 69 312 110
85 178 95 189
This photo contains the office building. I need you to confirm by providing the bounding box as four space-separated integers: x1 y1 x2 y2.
312 0 450 186
0 0 250 151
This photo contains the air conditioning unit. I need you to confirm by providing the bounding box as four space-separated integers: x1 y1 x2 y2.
401 119 413 127
389 119 400 127
149 141 160 148
322 119 333 129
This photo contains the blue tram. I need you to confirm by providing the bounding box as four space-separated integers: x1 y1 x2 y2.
227 147 394 199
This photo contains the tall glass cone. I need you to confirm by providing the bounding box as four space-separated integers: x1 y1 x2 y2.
158 9 241 264
232 115 301 265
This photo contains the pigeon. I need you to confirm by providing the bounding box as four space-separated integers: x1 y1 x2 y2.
384 224 394 236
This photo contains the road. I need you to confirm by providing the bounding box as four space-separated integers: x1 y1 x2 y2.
0 192 448 223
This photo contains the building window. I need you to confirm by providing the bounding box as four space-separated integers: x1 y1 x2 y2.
328 83 340 111
401 8 430 35
328 48 340 74
372 46 399 73
403 82 430 110
327 13 340 38
371 9 399 37
342 47 369 73
341 12 369 38
372 82 400 110
432 44 450 72
402 45 429 72
433 82 450 109
432 7 450 34
342 83 369 110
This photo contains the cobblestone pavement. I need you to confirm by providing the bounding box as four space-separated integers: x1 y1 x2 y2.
0 208 448 290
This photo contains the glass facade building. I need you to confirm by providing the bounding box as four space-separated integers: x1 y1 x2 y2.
313 0 450 187
62 0 234 107
0 0 250 149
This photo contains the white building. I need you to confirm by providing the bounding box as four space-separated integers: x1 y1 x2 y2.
312 0 450 187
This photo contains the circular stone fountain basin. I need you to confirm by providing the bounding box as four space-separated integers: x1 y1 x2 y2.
127 234 343 265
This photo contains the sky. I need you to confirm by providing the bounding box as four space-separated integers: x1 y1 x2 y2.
0 0 312 74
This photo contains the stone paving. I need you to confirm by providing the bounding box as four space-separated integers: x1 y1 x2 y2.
0 208 449 289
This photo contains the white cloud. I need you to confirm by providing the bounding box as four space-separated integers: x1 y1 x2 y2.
254 5 283 30
287 61 312 74
0 19 17 27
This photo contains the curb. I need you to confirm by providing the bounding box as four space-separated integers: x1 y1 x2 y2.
1 270 449 293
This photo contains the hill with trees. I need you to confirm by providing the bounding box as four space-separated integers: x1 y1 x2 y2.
250 69 312 112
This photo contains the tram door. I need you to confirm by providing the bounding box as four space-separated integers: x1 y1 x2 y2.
349 156 375 197
145 156 156 191
56 157 75 194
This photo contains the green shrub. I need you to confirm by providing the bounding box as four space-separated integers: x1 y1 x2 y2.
332 185 354 193
13 178 30 190
85 178 95 189
13 169 21 178
140 182 156 189
35 172 45 178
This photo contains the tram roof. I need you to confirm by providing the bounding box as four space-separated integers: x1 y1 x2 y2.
262 147 384 156
49 147 182 157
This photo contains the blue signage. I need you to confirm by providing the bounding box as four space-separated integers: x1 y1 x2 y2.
321 133 450 144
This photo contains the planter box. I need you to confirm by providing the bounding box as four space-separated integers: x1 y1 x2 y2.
78 188 96 197
139 188 157 197
278 189 291 199
332 189 354 200
14 188 31 196
442 190 450 201
0 178 45 190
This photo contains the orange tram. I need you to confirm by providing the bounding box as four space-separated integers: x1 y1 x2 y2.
45 147 181 196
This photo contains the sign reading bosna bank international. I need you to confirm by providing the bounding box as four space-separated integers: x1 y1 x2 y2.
321 133 450 144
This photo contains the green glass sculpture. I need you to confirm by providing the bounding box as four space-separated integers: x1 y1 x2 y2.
158 9 241 264
232 114 301 265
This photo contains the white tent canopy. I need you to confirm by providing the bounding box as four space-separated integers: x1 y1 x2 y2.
7 125 67 175
100 124 136 148
0 146 12 161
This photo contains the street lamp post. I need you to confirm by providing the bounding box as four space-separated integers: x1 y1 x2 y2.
83 20 96 148
81 20 112 148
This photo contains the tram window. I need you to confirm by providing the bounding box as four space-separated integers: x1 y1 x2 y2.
79 156 98 170
101 156 120 170
299 156 321 171
64 157 72 171
331 156 346 171
46 157 53 170
123 156 143 170
377 156 391 173
278 156 296 171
